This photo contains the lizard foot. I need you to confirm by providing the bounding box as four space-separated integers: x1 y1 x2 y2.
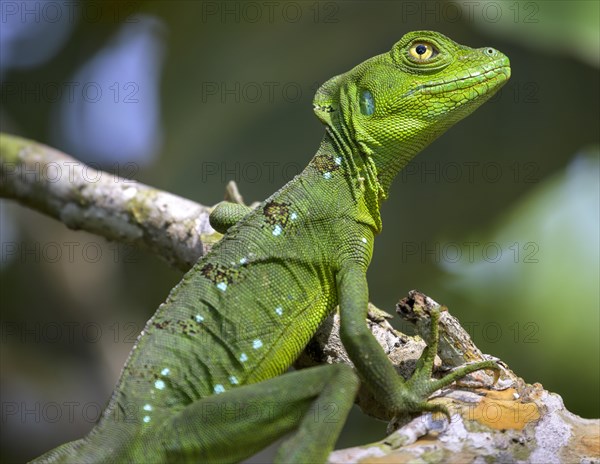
397 307 501 421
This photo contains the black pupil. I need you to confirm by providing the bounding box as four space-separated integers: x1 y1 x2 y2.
416 44 427 55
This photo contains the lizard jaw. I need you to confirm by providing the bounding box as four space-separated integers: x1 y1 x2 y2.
403 60 511 98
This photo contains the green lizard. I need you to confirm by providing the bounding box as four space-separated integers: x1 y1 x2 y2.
33 31 510 463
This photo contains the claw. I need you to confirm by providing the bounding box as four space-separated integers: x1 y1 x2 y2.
419 401 452 423
491 364 501 385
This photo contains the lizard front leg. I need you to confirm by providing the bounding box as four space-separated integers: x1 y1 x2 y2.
336 262 499 421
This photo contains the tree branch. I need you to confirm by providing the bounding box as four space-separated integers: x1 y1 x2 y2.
0 133 219 271
2 133 598 462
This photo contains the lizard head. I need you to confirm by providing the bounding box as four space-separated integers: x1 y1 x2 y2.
313 30 510 190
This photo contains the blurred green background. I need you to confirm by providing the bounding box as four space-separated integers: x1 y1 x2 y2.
1 1 598 462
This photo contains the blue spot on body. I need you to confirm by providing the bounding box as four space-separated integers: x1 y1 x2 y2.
214 384 225 394
360 90 375 116
334 156 342 165
217 282 228 292
272 225 282 236
239 353 248 362
229 376 239 385
154 380 165 390
161 368 170 376
143 415 151 423
253 339 263 349
195 314 204 323
143 404 153 411
275 307 283 316
323 172 332 179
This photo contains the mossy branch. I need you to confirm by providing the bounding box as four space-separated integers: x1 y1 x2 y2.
0 133 216 271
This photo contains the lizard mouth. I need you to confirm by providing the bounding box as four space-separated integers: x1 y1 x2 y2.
405 63 511 97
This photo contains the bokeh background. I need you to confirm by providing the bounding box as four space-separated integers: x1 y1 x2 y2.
1 1 598 462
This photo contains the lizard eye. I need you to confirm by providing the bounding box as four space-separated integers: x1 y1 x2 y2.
408 42 437 61
359 90 375 116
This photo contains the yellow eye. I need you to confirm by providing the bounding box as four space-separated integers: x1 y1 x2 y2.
409 42 437 61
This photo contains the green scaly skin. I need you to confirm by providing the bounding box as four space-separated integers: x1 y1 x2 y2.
32 31 510 463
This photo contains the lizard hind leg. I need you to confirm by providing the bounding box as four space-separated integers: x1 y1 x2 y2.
158 363 359 464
